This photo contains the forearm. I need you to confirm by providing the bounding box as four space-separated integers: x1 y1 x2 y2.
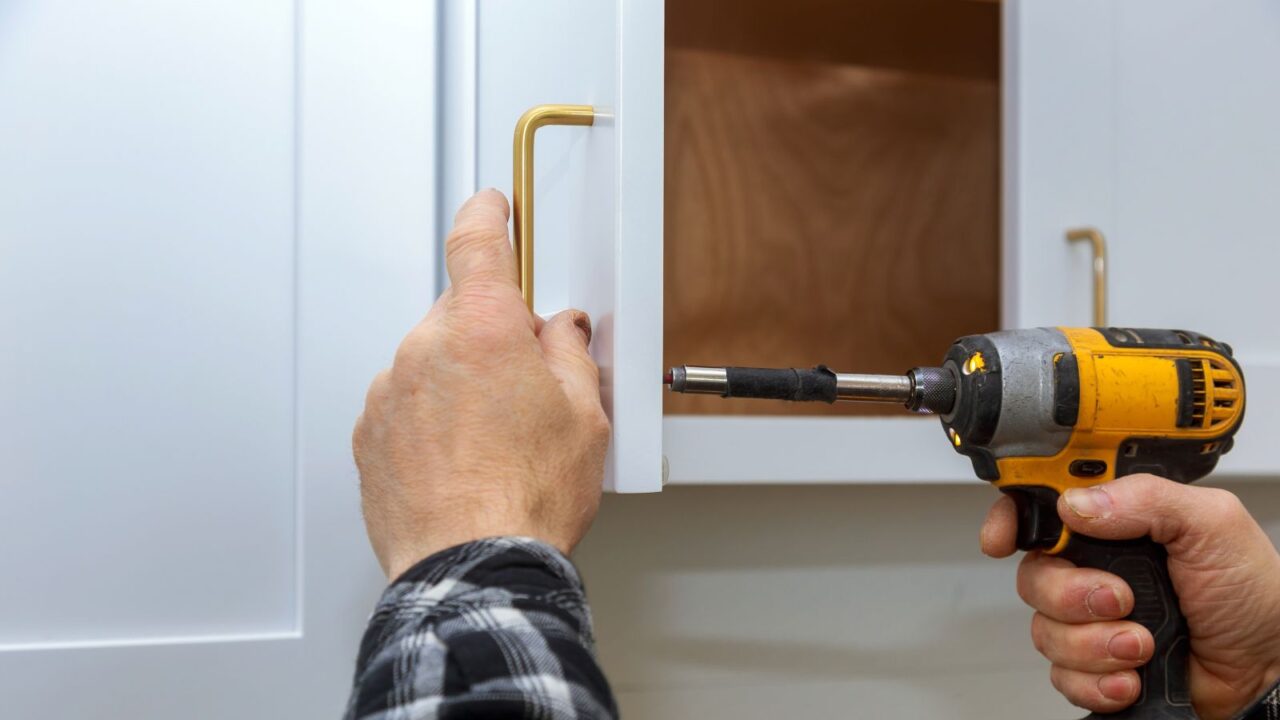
344 537 617 720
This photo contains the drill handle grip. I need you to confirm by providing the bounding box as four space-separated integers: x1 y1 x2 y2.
1058 534 1196 719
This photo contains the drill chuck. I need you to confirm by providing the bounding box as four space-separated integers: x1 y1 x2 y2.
906 366 958 414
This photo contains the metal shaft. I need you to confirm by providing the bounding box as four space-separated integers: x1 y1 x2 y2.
834 373 913 403
667 366 910 403
670 366 728 395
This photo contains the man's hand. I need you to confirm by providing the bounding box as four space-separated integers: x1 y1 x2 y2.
353 189 609 580
981 475 1280 719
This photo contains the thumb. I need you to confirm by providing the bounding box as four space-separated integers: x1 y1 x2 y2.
538 309 602 412
1057 473 1243 549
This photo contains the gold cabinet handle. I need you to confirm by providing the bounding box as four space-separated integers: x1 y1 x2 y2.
1066 227 1108 326
512 104 595 311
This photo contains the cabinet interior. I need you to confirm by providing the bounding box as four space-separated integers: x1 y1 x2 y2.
664 0 1002 417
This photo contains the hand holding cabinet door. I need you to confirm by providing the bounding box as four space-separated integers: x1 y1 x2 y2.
352 189 610 581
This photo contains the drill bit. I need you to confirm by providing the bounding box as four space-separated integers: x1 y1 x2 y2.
664 364 957 414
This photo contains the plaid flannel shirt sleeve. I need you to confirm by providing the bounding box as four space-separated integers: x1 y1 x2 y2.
344 537 618 720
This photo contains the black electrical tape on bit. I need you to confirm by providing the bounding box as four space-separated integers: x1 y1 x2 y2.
723 366 838 403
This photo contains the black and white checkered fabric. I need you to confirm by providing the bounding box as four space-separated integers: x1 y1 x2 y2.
344 537 617 720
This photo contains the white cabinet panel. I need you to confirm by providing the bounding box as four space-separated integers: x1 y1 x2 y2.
455 0 664 492
664 417 972 484
0 1 433 715
1111 0 1280 477
0 0 296 648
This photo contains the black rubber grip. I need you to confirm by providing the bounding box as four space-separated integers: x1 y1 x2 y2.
723 366 838 403
1058 535 1195 719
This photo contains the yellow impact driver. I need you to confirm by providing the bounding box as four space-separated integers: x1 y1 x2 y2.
666 327 1246 720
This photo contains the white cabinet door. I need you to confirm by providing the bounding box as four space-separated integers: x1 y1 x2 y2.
0 3 435 715
1111 0 1280 478
1008 0 1280 479
444 1 664 492
1003 0 1116 332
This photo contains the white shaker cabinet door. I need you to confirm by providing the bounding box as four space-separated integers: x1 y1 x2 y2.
1109 0 1280 478
0 2 435 716
444 1 664 492
1008 0 1280 478
1003 0 1117 331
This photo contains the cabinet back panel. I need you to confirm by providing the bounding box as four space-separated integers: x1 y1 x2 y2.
664 48 999 416
667 0 999 82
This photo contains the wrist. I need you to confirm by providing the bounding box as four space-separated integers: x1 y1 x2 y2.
385 536 582 589
385 526 572 582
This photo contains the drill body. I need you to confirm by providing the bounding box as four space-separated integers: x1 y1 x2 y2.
939 327 1245 720
940 327 1245 554
666 326 1247 719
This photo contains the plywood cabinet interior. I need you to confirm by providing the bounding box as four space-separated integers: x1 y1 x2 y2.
664 0 1001 417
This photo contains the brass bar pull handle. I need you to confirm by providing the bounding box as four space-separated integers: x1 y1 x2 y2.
1066 227 1108 326
512 104 595 311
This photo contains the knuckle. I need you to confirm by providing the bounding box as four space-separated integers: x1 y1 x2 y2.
585 405 611 440
1118 472 1172 506
1048 665 1070 696
447 217 505 255
1049 666 1102 710
454 192 508 226
452 313 523 358
1015 554 1042 606
1065 625 1101 663
1030 613 1051 655
579 352 602 381
1119 472 1166 504
363 369 392 409
449 285 526 332
1016 572 1033 606
1125 472 1163 488
351 414 366 453
560 351 602 389
1204 487 1246 523
392 328 437 374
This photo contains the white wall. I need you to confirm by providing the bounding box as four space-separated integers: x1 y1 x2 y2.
576 481 1280 719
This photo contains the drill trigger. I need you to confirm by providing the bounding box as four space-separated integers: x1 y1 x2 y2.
1001 486 1064 551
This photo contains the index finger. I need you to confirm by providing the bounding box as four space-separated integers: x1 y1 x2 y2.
980 494 1019 558
446 189 518 290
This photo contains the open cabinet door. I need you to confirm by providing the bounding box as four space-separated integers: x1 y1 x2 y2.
1003 0 1117 332
1007 0 1280 478
0 2 435 715
442 1 665 492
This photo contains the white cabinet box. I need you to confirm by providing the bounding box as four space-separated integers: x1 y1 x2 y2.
444 0 1280 489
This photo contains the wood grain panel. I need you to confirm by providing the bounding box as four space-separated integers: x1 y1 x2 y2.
667 0 1000 82
664 49 999 416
